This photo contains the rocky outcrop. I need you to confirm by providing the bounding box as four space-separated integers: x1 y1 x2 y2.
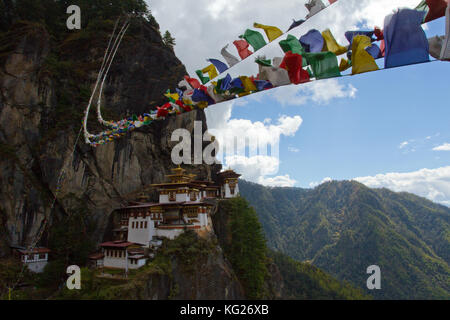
0 19 220 255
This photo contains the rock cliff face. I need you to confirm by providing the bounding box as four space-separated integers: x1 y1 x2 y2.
0 18 219 255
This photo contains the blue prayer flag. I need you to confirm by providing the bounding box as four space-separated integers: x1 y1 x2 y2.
299 29 324 53
208 58 229 73
384 9 429 68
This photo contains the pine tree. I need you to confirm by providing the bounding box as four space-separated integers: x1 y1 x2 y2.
163 30 176 49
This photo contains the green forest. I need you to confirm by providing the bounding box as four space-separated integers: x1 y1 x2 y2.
239 179 450 299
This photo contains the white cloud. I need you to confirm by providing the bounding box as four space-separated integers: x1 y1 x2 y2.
259 175 297 187
205 101 302 187
224 154 297 187
270 79 357 106
288 146 300 153
433 143 450 151
399 141 409 149
354 167 450 207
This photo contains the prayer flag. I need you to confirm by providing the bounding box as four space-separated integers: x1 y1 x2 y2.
351 35 379 75
240 29 267 51
221 44 240 67
300 29 325 53
254 23 283 42
279 51 310 84
304 51 341 79
233 39 253 59
384 8 429 68
322 29 348 55
208 58 229 73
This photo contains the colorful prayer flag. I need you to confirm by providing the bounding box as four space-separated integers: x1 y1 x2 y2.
233 39 253 59
279 51 310 84
254 23 283 42
322 29 348 55
279 34 305 55
304 51 341 79
221 44 240 67
300 29 325 53
208 59 229 73
240 29 267 51
351 35 379 75
384 8 429 68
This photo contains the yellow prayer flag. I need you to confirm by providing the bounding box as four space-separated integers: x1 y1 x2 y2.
254 23 283 42
201 64 218 80
339 58 351 72
322 29 348 56
240 76 257 92
164 92 179 101
351 35 379 75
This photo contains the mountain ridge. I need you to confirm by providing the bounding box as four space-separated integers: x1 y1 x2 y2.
239 179 450 299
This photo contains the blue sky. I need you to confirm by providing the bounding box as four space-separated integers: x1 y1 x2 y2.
150 0 450 205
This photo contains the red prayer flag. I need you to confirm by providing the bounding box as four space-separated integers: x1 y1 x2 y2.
374 27 384 40
424 0 449 22
184 75 201 89
233 39 253 59
279 51 310 85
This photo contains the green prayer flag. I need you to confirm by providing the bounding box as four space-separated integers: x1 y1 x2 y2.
240 29 267 51
196 70 210 85
255 58 272 67
279 35 305 55
304 51 341 80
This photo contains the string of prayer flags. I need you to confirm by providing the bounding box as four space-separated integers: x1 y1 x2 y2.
322 29 348 55
233 39 253 59
351 35 379 75
221 44 240 67
304 51 341 79
254 23 283 42
384 8 429 68
208 59 229 73
279 51 310 84
300 29 325 53
240 29 267 51
441 3 450 59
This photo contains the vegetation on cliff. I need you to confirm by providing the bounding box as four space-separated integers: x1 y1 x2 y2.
215 197 368 300
239 179 450 299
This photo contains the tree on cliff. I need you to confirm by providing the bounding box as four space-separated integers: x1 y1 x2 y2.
163 30 176 49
